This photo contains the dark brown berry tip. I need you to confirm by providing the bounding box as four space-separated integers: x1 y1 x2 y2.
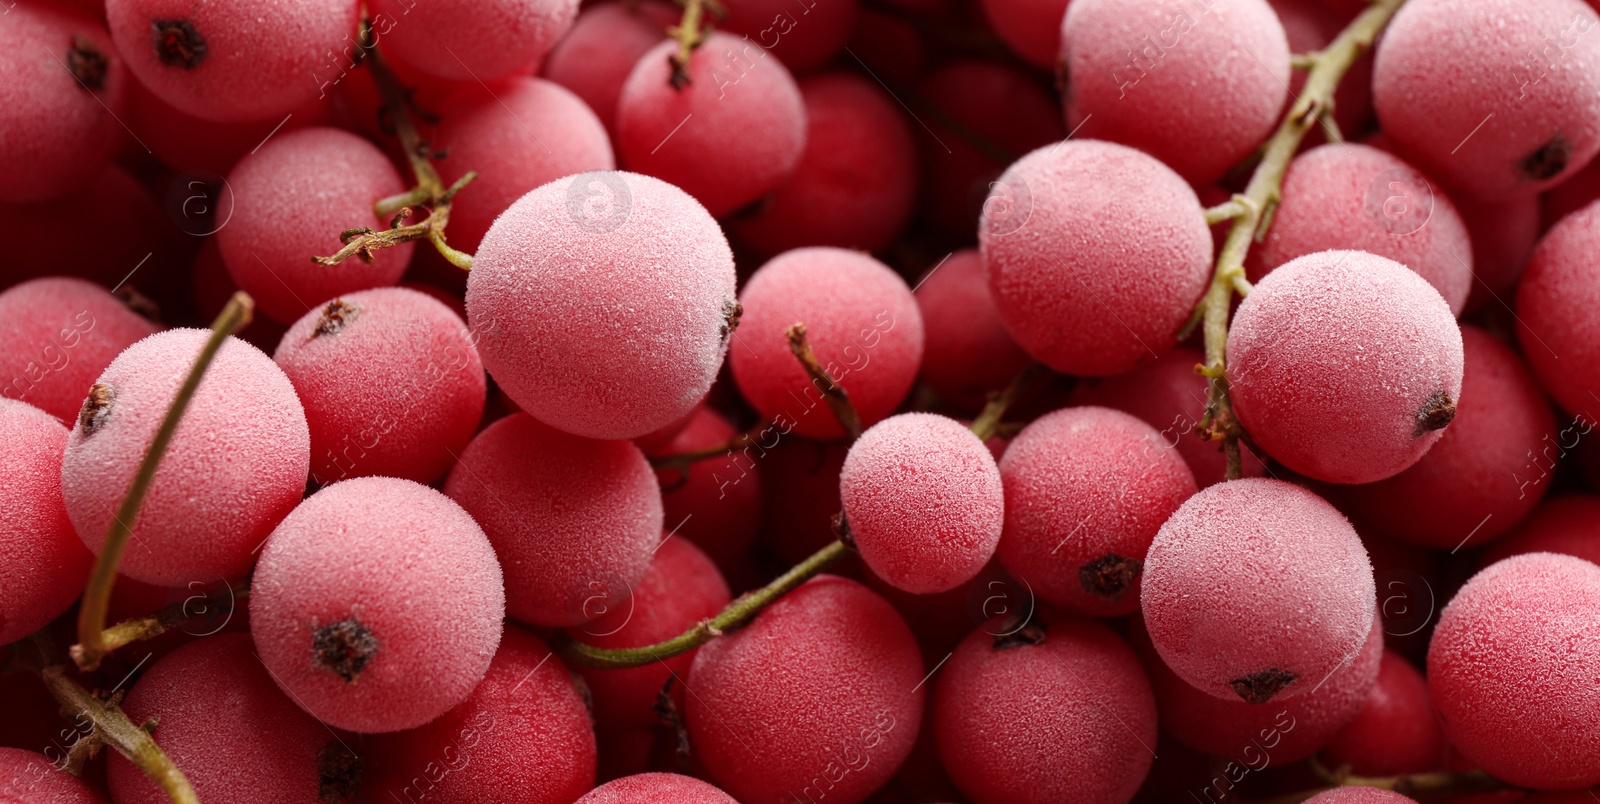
79 383 115 436
313 618 379 683
1078 553 1143 601
992 612 1047 650
1520 135 1572 182
1414 390 1457 437
317 742 362 802
720 298 743 341
1230 668 1297 704
67 36 110 90
311 299 360 340
151 19 206 69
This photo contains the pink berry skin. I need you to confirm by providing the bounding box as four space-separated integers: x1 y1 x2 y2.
273 287 486 487
997 407 1197 617
577 773 737 804
218 127 412 325
0 400 93 646
687 575 924 804
0 278 160 425
1247 143 1475 316
367 0 577 82
1428 553 1600 790
369 628 596 804
467 170 738 440
0 3 126 203
913 250 1032 414
1374 0 1600 201
1069 346 1270 487
727 72 917 258
434 77 616 254
567 538 731 729
105 0 358 123
542 2 676 133
934 618 1158 804
650 408 763 573
1324 649 1450 777
0 748 105 803
251 476 505 733
1482 495 1600 568
1143 478 1375 704
1339 327 1556 550
61 329 310 587
1059 0 1290 183
1227 250 1466 484
444 413 663 627
616 32 807 217
980 0 1070 67
1517 199 1600 425
1304 789 1420 803
1130 609 1384 764
108 634 361 803
718 0 858 72
979 140 1213 377
731 247 925 440
840 413 1004 594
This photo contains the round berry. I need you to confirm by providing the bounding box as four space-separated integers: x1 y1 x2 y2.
0 3 126 203
61 329 310 587
1227 250 1465 484
1516 198 1600 425
649 407 763 572
252 476 505 733
218 127 412 325
367 0 578 82
467 170 737 440
1248 143 1475 315
731 247 924 440
934 617 1157 804
979 140 1212 377
106 0 359 123
108 634 360 803
841 413 1004 594
542 2 676 132
273 287 486 486
616 32 806 217
0 400 93 647
1060 0 1290 183
0 748 105 803
444 413 662 626
687 575 923 803
368 628 596 803
1324 649 1450 777
1373 0 1600 200
1428 553 1600 790
0 277 160 425
1143 478 1375 704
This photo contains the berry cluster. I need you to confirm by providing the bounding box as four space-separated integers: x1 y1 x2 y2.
3 0 1600 801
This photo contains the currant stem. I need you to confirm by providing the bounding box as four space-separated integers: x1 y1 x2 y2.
96 577 252 655
73 292 253 672
785 323 864 441
1195 0 1407 481
314 21 474 270
970 362 1045 442
666 0 724 89
22 634 198 803
556 539 851 669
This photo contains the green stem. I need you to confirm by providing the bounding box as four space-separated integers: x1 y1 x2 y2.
73 292 253 672
557 539 851 669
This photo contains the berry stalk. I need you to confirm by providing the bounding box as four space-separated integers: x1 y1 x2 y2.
19 634 198 804
312 20 476 270
72 292 254 672
1196 0 1408 479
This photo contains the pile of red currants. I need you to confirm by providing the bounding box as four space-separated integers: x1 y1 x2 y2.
3 0 1600 800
